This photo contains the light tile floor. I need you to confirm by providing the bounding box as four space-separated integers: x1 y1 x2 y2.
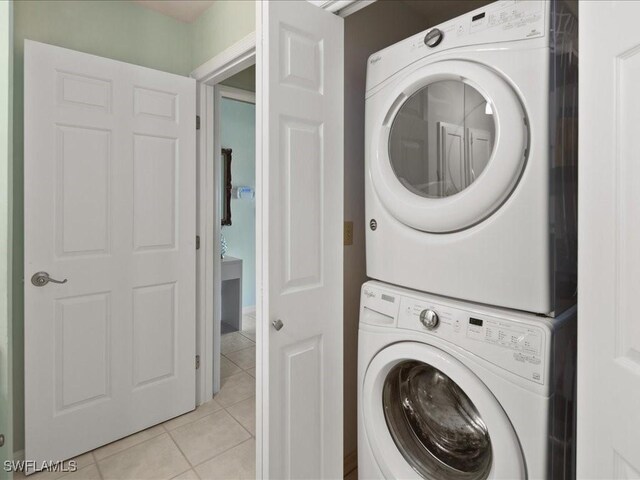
17 314 257 480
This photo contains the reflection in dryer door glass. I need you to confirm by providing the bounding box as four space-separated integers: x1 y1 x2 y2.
382 360 492 480
388 81 495 198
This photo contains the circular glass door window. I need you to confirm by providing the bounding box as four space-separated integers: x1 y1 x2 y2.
388 80 496 198
382 360 493 480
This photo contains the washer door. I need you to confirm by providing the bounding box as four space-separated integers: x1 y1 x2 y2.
362 342 525 479
370 60 528 233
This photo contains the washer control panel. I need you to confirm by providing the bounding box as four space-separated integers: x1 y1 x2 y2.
395 295 548 385
467 316 541 357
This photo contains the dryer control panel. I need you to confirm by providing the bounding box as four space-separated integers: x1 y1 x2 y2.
366 0 548 93
361 282 551 385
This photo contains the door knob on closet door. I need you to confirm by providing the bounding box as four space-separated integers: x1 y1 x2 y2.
31 271 68 287
272 319 284 331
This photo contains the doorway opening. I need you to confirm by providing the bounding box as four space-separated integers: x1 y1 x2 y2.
192 32 260 477
215 79 257 397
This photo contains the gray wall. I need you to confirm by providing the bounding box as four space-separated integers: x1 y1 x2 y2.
343 0 494 463
221 65 256 93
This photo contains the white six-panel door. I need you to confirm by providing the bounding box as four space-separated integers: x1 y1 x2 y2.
578 1 640 477
257 1 344 478
24 40 196 466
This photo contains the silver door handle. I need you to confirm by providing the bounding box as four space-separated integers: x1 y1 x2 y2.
272 319 284 331
31 271 68 287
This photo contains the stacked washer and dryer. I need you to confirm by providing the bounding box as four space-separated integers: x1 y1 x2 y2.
358 1 578 479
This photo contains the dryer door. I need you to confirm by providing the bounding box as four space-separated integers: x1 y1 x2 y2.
370 60 528 233
362 342 526 479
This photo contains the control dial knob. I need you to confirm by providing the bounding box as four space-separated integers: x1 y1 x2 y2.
424 28 444 48
419 309 439 329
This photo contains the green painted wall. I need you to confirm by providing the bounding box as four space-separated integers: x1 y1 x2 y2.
221 97 256 309
14 0 192 75
10 0 255 455
190 0 255 71
1 2 14 477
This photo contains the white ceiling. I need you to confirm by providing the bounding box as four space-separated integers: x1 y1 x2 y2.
134 0 215 23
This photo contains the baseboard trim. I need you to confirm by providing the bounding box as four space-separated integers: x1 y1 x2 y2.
242 305 256 315
344 449 358 476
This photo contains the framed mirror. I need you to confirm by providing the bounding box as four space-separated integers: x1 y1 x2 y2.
222 148 232 226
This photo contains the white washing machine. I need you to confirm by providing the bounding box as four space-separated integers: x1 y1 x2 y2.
357 281 576 480
365 0 578 315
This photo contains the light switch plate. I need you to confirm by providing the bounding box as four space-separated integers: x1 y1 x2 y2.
344 221 354 246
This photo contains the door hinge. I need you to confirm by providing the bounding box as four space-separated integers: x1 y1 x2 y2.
195 355 200 370
196 115 201 130
196 235 200 250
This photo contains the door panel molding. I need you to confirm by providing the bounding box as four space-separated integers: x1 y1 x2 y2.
24 40 196 467
578 2 640 477
257 1 344 477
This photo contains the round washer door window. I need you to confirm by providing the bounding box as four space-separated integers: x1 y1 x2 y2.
370 60 528 233
361 342 526 479
388 81 496 199
382 360 492 480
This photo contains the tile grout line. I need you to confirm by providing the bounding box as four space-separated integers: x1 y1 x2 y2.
91 425 166 464
166 410 251 472
92 451 106 480
220 353 244 373
189 437 256 473
220 356 256 376
167 375 256 469
222 401 255 438
164 392 253 434
221 339 256 379
164 427 195 475
216 394 255 413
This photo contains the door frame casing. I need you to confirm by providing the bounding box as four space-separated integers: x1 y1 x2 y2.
217 85 256 106
191 32 256 407
0 0 14 467
308 0 376 16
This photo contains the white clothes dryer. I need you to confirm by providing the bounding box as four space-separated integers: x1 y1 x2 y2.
365 0 578 315
357 281 576 480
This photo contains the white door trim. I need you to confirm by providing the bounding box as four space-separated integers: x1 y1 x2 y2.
190 33 256 405
217 85 256 105
308 0 376 16
191 32 256 84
